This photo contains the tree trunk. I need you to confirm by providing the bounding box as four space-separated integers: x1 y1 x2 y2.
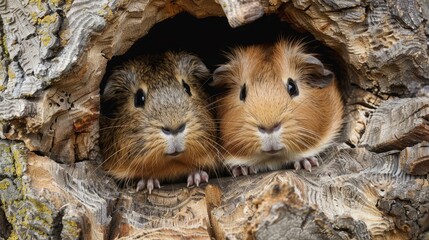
0 0 428 239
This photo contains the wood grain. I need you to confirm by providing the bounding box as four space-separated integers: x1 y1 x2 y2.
360 97 429 152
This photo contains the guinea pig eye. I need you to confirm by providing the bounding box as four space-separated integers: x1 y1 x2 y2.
134 88 145 107
239 84 247 102
182 80 192 96
287 78 299 97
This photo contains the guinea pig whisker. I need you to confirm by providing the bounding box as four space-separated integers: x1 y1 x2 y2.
284 138 303 152
291 137 313 150
294 127 322 139
211 120 245 125
102 114 132 123
105 137 160 178
98 124 131 131
205 97 236 107
283 95 313 115
217 104 242 113
196 134 219 150
221 127 255 139
221 135 252 145
204 96 230 108
288 132 319 147
199 135 231 158
298 130 322 143
99 139 133 166
287 131 321 152
226 137 257 156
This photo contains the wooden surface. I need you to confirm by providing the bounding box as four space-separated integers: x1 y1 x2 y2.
0 0 428 239
2 144 425 239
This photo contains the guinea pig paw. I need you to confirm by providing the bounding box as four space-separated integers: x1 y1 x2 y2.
187 170 209 187
231 166 257 177
136 178 161 194
294 157 319 172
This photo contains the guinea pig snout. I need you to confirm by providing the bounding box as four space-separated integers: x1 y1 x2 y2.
162 123 186 156
257 123 284 154
161 123 186 135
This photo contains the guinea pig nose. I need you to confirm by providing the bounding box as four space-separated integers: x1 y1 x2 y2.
162 123 186 135
177 123 186 133
258 123 281 134
273 123 281 132
258 126 267 133
162 127 172 135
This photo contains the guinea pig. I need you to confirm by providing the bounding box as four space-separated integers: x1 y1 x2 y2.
211 40 344 176
99 52 218 193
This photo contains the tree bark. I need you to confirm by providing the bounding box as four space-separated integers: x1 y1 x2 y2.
0 0 428 239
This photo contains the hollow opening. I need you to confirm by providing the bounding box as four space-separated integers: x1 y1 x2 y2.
102 13 347 91
100 12 349 185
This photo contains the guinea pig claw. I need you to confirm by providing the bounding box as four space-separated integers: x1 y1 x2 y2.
187 170 209 187
293 161 302 171
249 166 258 174
200 171 209 183
154 179 161 188
136 179 145 192
136 178 161 194
308 157 319 167
303 160 312 172
241 166 249 176
232 166 255 177
147 180 154 194
232 166 242 177
294 157 320 172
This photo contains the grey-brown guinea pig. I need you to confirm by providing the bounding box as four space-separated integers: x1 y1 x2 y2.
100 52 218 193
211 40 344 176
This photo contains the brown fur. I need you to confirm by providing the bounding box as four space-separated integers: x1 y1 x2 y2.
213 40 344 170
99 52 218 182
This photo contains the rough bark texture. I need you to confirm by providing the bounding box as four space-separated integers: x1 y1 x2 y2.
0 0 428 239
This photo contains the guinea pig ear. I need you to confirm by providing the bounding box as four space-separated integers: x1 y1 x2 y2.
210 65 229 87
304 55 334 88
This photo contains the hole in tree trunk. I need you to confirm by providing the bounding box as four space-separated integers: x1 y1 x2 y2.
99 12 350 184
101 13 348 94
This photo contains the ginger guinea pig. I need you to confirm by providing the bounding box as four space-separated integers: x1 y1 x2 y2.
212 40 343 176
100 52 218 193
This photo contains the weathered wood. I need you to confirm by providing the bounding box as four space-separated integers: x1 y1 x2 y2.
341 86 383 147
376 176 429 239
7 143 427 239
400 141 429 175
0 0 428 239
215 0 264 27
360 97 429 153
280 0 429 94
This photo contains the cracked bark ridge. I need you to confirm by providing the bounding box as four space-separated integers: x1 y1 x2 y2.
360 97 429 153
215 0 264 27
399 141 429 175
1 142 429 238
245 184 370 240
341 86 383 147
0 140 66 239
281 0 429 95
387 0 423 30
377 181 429 239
